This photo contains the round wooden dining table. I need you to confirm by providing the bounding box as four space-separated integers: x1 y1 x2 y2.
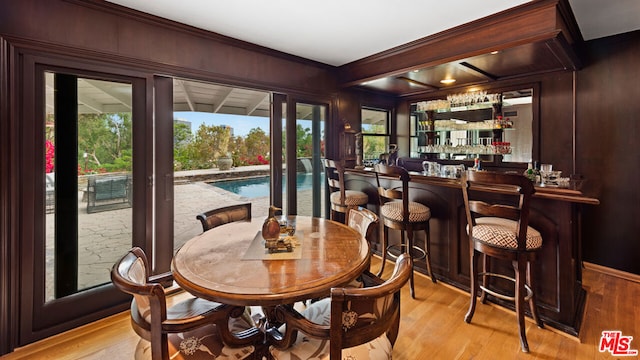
171 215 371 307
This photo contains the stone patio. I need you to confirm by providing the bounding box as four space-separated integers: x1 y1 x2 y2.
45 165 323 301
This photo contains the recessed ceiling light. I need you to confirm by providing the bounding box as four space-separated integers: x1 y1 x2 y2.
440 79 456 84
490 50 500 55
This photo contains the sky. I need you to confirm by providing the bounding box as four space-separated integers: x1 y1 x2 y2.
174 111 270 137
174 111 318 138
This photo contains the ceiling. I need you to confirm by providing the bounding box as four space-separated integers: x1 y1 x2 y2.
105 0 640 67
74 1 640 119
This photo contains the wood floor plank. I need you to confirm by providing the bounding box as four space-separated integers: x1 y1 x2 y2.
1 256 638 359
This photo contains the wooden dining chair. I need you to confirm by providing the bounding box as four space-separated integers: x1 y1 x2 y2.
111 247 257 360
269 253 412 360
303 206 379 305
347 206 379 274
196 202 251 232
324 159 369 223
461 170 544 352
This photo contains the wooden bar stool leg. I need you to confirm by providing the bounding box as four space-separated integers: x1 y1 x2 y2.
527 262 544 328
465 248 479 323
377 226 389 277
480 254 489 304
514 258 530 353
407 230 416 299
424 221 436 283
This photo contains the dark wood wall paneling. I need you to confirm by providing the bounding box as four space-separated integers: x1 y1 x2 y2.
0 34 14 355
332 88 397 159
0 0 337 95
538 71 575 175
577 31 640 275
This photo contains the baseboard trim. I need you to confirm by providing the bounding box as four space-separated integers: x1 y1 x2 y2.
583 262 640 284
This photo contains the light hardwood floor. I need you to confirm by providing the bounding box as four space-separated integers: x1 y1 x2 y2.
2 257 638 360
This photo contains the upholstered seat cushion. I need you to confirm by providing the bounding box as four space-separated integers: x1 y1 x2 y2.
470 217 543 250
129 257 227 323
135 323 254 360
330 190 369 207
269 298 392 360
380 200 431 223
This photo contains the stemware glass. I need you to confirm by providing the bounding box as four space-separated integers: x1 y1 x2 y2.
539 164 553 185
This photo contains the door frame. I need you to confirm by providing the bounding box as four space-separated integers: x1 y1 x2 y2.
12 49 152 346
273 94 331 216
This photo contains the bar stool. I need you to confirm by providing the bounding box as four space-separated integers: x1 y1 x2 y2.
374 164 436 299
460 170 544 353
323 159 369 223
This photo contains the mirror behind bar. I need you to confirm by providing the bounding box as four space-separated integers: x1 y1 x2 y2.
411 88 533 164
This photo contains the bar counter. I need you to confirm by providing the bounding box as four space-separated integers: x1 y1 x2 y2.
344 168 599 336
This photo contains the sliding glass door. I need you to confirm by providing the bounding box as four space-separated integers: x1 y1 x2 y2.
16 58 328 346
275 96 327 217
18 56 149 345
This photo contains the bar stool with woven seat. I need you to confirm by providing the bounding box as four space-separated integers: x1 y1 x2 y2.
323 159 369 223
374 164 436 299
461 170 544 353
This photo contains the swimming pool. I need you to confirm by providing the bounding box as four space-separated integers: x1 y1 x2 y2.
210 173 321 198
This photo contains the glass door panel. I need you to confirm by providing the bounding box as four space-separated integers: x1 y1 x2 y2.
272 97 326 217
44 72 133 300
294 102 326 217
171 79 272 250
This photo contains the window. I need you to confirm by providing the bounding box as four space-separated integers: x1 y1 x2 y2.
361 107 390 164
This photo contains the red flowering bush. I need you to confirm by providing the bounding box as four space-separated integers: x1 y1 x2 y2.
45 140 55 173
257 155 269 165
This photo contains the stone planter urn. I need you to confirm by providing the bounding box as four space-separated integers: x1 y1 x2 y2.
217 156 233 171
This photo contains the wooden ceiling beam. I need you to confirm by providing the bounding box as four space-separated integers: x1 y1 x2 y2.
395 76 440 91
456 62 498 81
338 0 582 90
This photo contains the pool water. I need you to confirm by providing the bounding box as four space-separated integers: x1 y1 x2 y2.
210 173 321 198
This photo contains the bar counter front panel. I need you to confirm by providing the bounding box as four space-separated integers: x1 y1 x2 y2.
345 169 599 336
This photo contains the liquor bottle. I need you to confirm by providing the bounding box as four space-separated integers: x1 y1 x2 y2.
533 161 541 184
524 162 535 182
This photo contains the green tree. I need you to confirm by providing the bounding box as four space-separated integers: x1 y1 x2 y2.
78 112 132 172
363 124 388 161
230 135 248 166
296 124 312 157
186 124 232 169
244 128 270 163
173 122 194 170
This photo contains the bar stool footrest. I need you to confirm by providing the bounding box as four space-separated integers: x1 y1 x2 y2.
478 272 533 302
386 244 426 261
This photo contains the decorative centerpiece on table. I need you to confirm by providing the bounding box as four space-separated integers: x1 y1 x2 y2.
262 206 297 253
